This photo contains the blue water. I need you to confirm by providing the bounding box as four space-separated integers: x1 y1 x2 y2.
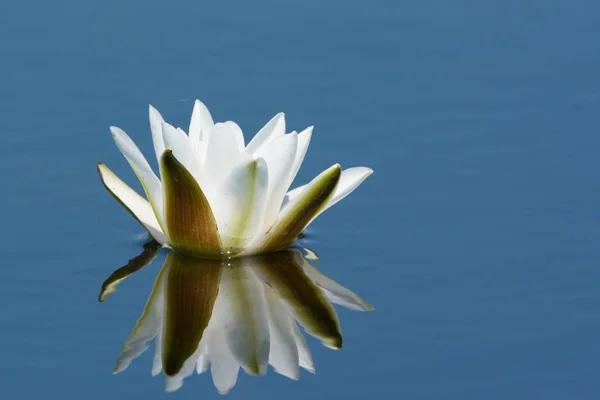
2 0 600 398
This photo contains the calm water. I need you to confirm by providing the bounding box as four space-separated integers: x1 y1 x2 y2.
2 0 600 398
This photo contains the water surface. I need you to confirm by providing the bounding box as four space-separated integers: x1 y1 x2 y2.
1 0 600 399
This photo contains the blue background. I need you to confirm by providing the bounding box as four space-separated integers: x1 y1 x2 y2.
1 0 600 398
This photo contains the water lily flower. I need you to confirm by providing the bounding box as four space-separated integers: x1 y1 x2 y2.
102 246 372 394
98 100 373 258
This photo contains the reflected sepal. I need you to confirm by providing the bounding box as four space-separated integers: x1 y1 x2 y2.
113 262 169 374
218 264 270 376
255 249 342 349
162 252 221 376
98 239 162 302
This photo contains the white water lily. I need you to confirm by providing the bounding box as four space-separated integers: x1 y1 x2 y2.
98 100 373 258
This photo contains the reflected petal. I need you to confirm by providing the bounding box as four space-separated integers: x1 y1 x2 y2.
195 339 210 374
290 317 314 373
152 327 163 376
207 292 241 394
209 328 240 395
218 264 270 376
265 288 300 379
113 262 168 374
299 253 373 312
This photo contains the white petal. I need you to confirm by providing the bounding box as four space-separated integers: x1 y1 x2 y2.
318 167 373 216
188 99 214 147
281 185 304 208
249 164 340 255
110 126 165 230
253 132 298 232
97 164 168 244
113 265 168 374
149 105 166 163
245 112 285 155
217 158 269 252
218 265 270 376
266 289 300 380
284 126 313 192
161 123 203 185
196 141 209 166
285 166 374 226
204 122 250 193
203 122 251 224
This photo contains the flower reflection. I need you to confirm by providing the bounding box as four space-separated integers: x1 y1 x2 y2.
100 243 372 394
